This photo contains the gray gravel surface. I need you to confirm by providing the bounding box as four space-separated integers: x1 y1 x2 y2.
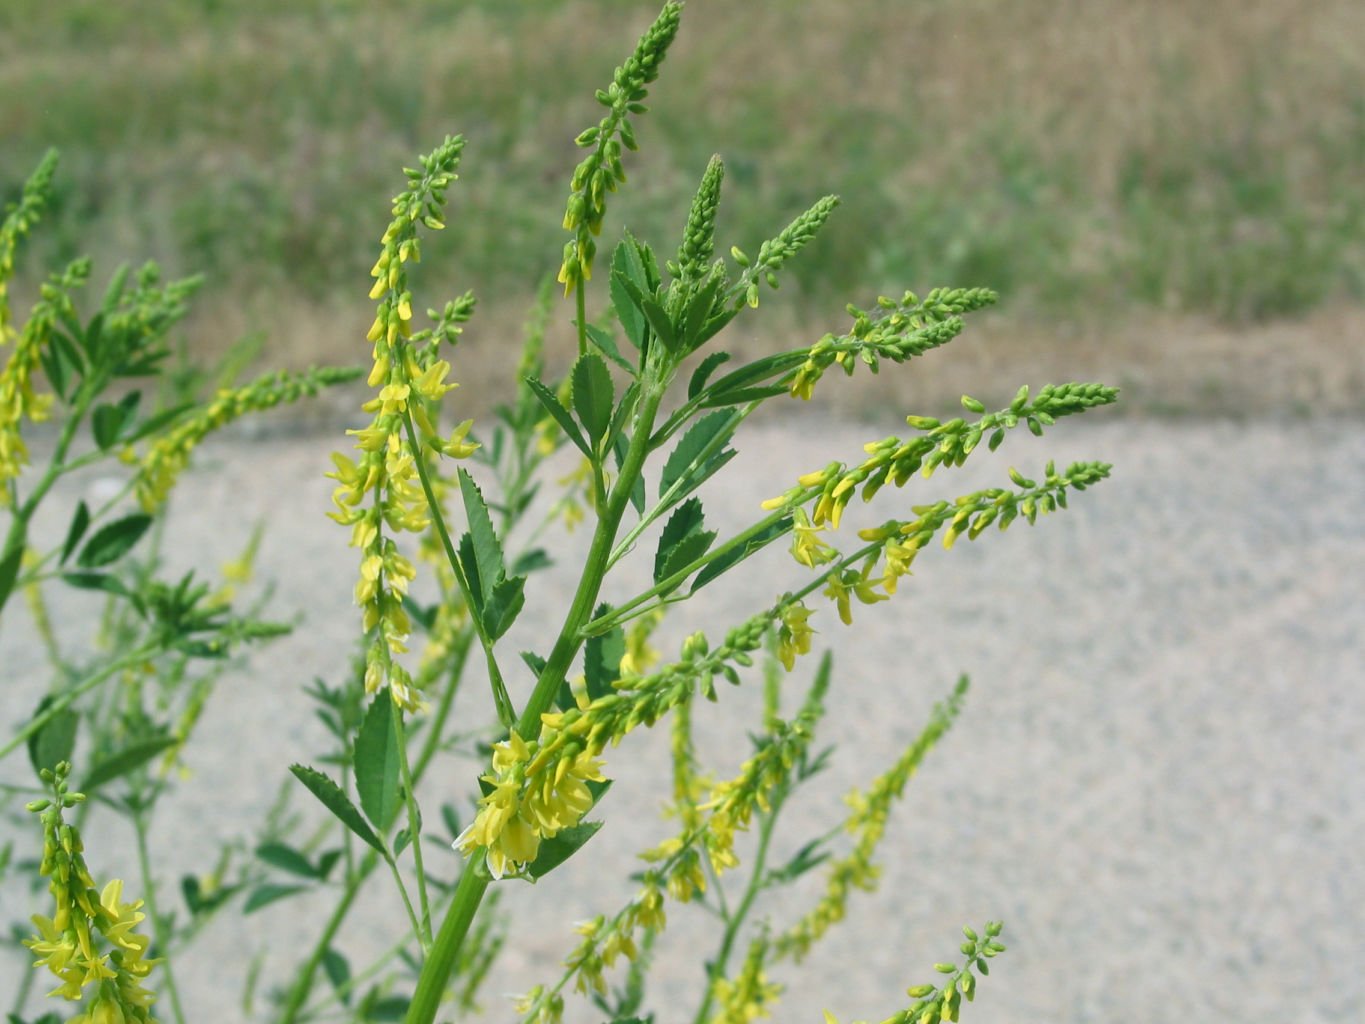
1 414 1361 1023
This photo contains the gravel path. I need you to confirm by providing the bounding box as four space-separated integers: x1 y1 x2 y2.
1 413 1361 1023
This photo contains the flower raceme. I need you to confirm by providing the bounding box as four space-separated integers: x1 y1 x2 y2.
329 135 479 712
25 765 159 1023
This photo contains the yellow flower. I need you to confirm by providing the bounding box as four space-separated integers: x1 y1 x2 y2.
824 569 887 625
777 603 815 670
453 731 605 879
789 509 837 569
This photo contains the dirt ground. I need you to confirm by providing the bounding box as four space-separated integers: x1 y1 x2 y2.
1 409 1361 1023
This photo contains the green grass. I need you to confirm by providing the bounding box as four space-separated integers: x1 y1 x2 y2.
3 0 1364 390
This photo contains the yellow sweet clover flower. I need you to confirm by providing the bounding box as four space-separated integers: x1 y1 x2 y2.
0 263 76 493
789 508 838 568
776 680 967 964
137 366 358 511
619 608 664 677
823 567 888 626
25 764 159 1022
708 935 781 1024
453 730 605 879
330 136 479 712
777 602 815 670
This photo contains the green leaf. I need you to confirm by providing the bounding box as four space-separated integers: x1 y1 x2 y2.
82 736 179 791
354 694 402 832
59 501 91 565
610 236 649 352
256 842 319 879
639 295 677 353
27 698 78 778
0 535 24 612
658 529 715 589
457 469 507 601
289 764 385 855
526 820 604 880
91 391 140 450
571 352 614 448
583 322 635 374
243 884 308 914
659 411 737 498
181 875 237 916
692 516 792 592
603 379 640 453
698 383 786 408
688 351 731 400
678 272 724 354
76 513 153 569
654 498 716 593
123 402 194 444
483 574 526 641
654 497 704 580
584 606 625 702
526 375 591 458
322 947 352 1006
367 996 411 1022
611 431 646 514
60 572 130 598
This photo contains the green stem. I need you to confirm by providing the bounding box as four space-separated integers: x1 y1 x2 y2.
132 804 189 1024
689 801 784 1024
392 704 433 948
0 639 161 761
401 411 516 730
0 382 94 615
406 383 667 1024
587 503 797 637
575 283 588 358
276 632 471 1024
607 404 754 570
277 876 365 1024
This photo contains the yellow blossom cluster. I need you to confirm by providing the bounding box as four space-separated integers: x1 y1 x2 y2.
25 764 159 1022
0 266 71 493
329 135 478 711
708 935 782 1024
454 731 605 879
776 679 967 963
137 366 358 511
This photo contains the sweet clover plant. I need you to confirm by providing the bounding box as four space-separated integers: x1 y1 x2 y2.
1 4 1115 1023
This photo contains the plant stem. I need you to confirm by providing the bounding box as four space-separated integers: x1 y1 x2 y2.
406 383 667 1024
277 634 470 1024
132 804 189 1024
401 411 516 730
575 284 588 358
689 800 783 1024
392 704 433 948
0 639 161 762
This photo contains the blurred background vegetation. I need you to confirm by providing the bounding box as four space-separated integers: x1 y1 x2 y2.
3 0 1363 416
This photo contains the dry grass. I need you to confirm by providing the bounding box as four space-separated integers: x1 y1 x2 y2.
3 0 1363 416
